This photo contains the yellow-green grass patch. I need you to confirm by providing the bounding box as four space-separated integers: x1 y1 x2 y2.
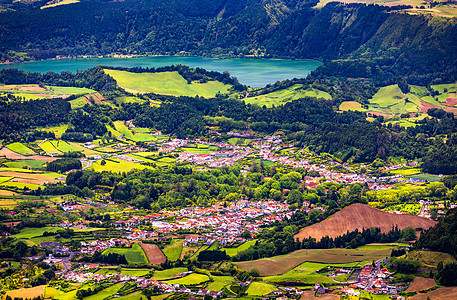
39 124 69 139
389 168 421 176
405 250 457 268
114 121 135 140
245 85 331 108
339 101 367 111
105 69 231 98
69 96 89 109
207 276 234 291
370 85 406 108
102 243 148 265
84 283 124 300
3 160 46 169
6 142 35 155
164 273 209 285
246 282 276 296
0 181 43 190
115 96 147 104
12 226 60 239
90 158 150 172
162 239 184 261
50 140 80 153
152 267 188 280
222 240 257 257
39 140 62 155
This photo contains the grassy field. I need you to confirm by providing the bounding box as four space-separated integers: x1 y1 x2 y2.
405 250 457 268
207 275 234 291
389 168 421 176
0 181 43 190
409 173 441 182
12 226 60 239
51 140 80 153
39 124 69 139
115 96 147 104
370 85 405 107
105 69 231 98
245 85 331 108
84 283 124 300
162 239 184 261
3 160 46 169
152 267 188 280
165 273 209 285
102 243 148 265
246 282 276 295
339 101 367 111
120 268 150 276
40 140 62 154
6 142 35 155
222 240 257 257
90 158 150 173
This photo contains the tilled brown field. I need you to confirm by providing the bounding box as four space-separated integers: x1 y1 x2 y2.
406 277 436 293
138 242 167 265
295 203 436 241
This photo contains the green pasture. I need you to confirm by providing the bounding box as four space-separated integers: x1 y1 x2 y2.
40 141 61 154
356 243 410 251
245 84 331 107
104 69 231 98
90 158 150 173
39 124 69 139
114 121 135 140
207 276 234 291
84 283 124 300
115 96 147 104
120 269 150 276
12 227 60 239
409 173 441 182
162 239 184 261
246 282 276 296
103 243 148 265
389 168 421 176
0 181 43 190
6 142 35 155
51 140 80 152
339 101 367 112
3 160 46 169
165 273 209 285
369 84 405 107
152 267 188 280
69 97 88 109
222 240 257 257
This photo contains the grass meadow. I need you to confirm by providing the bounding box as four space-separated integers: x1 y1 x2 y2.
162 239 184 261
104 69 231 98
6 142 35 155
102 243 148 265
245 84 331 108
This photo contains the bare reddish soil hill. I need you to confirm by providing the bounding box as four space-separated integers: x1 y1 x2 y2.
295 203 436 241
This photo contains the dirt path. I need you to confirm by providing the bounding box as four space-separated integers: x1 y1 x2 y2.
138 242 166 265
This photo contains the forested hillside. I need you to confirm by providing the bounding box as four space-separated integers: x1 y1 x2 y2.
0 0 456 84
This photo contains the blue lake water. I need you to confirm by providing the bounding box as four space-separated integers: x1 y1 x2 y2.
0 56 322 87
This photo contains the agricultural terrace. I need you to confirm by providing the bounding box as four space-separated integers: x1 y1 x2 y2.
104 69 231 98
6 142 35 155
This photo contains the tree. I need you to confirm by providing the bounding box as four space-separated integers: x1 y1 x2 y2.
401 226 416 241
